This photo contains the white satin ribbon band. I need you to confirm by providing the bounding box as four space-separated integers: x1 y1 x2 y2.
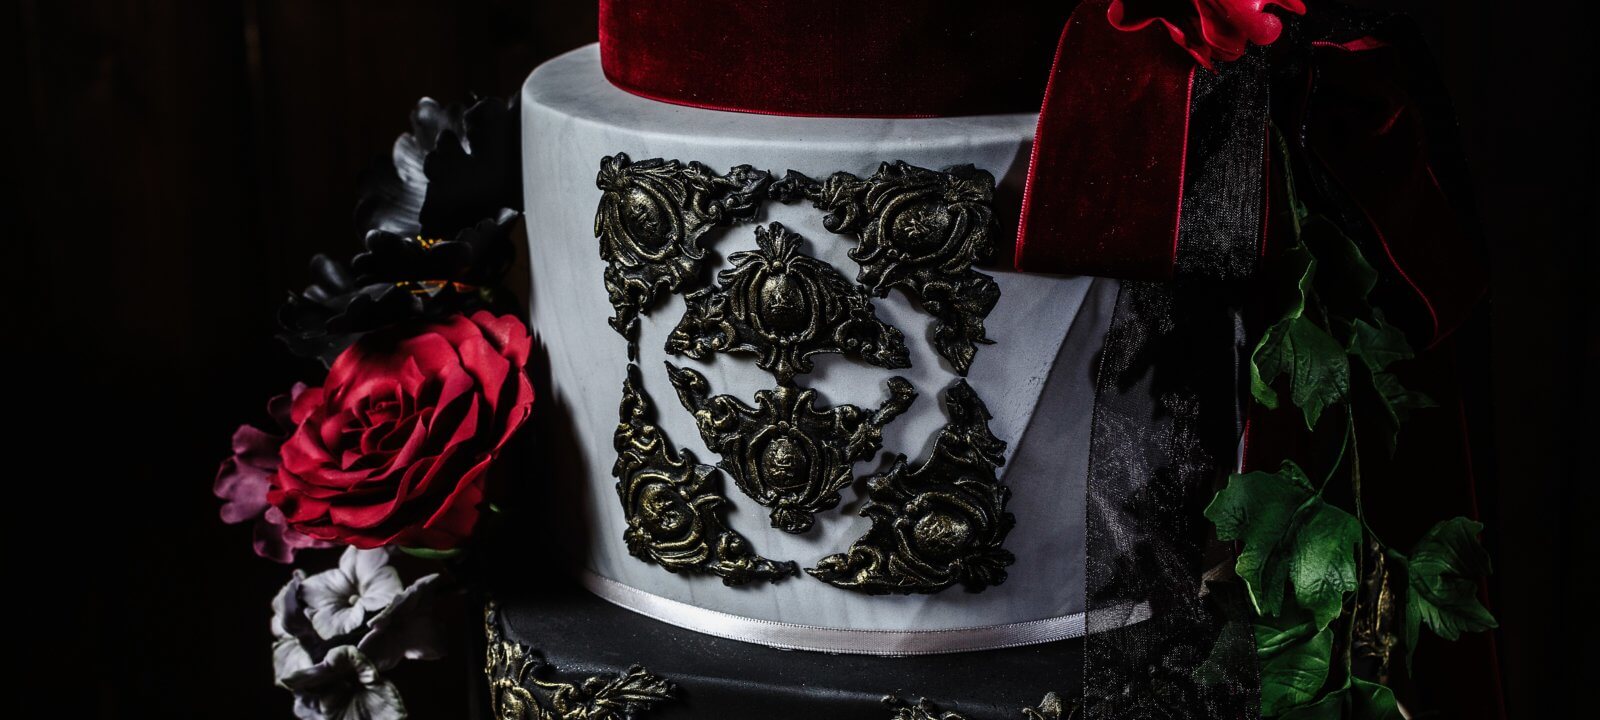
581 571 1150 656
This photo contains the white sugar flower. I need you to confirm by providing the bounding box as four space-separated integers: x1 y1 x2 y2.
268 554 446 716
282 646 406 720
300 547 403 639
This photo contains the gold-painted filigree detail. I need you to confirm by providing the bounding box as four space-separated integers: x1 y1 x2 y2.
810 381 1014 594
594 153 773 345
666 362 916 534
613 364 796 585
774 161 1001 375
1023 693 1070 720
884 696 970 720
666 222 909 383
1353 539 1400 685
484 604 676 720
883 693 1072 720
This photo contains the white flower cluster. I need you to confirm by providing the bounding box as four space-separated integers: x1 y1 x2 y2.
271 547 446 720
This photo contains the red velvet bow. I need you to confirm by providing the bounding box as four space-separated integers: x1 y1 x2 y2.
596 0 1487 345
1019 0 1486 345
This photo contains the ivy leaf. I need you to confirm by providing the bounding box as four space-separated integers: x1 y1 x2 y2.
1406 518 1497 658
1348 314 1435 453
1349 678 1404 720
1256 609 1334 716
1251 244 1316 411
1252 316 1351 429
1304 217 1378 320
1206 462 1312 617
1277 690 1342 720
1290 497 1363 631
1205 461 1361 627
1349 316 1412 375
1277 679 1402 720
1250 229 1353 430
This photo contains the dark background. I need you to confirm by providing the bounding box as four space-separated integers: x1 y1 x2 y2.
5 1 1592 717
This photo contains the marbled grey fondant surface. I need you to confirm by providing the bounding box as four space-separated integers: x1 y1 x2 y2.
521 44 1117 635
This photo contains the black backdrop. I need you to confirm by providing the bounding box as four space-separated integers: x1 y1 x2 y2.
6 1 1592 717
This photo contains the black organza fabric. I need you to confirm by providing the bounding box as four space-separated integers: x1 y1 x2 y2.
1082 280 1258 719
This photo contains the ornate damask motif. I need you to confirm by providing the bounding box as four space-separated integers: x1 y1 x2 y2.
882 693 1071 720
772 161 1001 374
484 604 676 720
666 362 916 534
666 222 910 383
613 365 797 585
594 153 773 344
809 381 1014 594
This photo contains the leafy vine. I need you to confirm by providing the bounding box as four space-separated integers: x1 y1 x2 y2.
1206 129 1498 718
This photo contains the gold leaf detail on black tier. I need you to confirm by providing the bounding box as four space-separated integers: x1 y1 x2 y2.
883 693 1074 720
810 381 1014 594
1023 693 1073 720
613 365 797 585
667 363 916 534
667 222 910 383
484 604 677 720
773 161 1001 375
593 153 774 349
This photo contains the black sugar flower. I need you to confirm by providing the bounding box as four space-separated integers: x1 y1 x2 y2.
279 95 523 365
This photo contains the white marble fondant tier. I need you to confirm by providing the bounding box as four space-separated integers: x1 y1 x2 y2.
521 45 1118 639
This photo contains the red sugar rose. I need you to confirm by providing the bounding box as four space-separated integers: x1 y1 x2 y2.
269 310 534 549
1109 0 1308 69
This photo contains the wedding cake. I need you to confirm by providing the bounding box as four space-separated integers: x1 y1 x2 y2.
483 3 1184 718
222 1 1502 717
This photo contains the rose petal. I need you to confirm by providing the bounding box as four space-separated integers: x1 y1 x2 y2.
215 459 272 524
455 333 512 413
290 386 327 426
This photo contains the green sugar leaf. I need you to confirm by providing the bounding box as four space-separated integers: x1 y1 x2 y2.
1276 679 1402 720
1256 609 1334 716
1349 313 1434 453
1407 518 1498 645
1349 315 1413 375
1277 689 1344 720
1349 678 1404 720
1252 315 1351 430
1304 217 1378 319
399 546 463 560
1205 461 1359 627
1291 500 1363 630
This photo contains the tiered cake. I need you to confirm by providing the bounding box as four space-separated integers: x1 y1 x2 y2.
483 42 1121 717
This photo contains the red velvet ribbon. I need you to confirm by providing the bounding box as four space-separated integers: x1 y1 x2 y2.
596 0 1486 345
1016 1 1198 280
598 0 1070 117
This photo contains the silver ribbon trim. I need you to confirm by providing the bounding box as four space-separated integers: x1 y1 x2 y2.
581 571 1150 656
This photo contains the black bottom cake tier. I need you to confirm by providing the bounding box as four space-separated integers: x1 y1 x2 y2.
477 583 1081 719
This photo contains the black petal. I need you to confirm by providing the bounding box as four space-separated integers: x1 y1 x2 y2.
418 95 523 237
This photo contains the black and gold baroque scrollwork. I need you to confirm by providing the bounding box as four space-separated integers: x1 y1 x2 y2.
809 381 1014 594
666 362 917 534
667 222 910 383
772 161 1001 375
613 365 797 585
485 604 677 720
882 693 1071 720
594 153 773 343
